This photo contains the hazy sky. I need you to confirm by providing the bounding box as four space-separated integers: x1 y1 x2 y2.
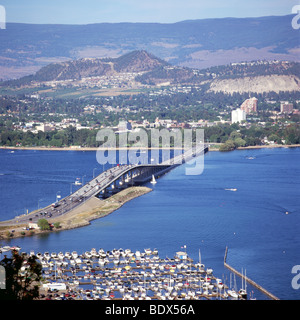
1 0 299 24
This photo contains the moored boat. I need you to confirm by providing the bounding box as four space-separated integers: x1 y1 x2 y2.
228 289 239 299
144 248 152 255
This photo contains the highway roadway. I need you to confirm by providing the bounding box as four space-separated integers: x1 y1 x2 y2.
3 164 136 226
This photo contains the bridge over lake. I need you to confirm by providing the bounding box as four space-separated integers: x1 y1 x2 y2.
8 145 208 225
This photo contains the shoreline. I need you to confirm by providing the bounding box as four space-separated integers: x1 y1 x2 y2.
0 186 152 240
1 144 300 152
209 144 300 151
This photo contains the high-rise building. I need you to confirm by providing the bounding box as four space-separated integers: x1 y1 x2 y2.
240 97 258 114
280 102 293 114
231 108 246 123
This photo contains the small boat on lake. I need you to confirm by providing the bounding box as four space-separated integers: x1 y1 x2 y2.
75 178 82 186
150 175 157 184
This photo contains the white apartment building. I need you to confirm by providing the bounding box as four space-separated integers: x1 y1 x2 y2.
231 108 246 123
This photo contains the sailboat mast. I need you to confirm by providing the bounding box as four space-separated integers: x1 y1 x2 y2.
245 269 247 293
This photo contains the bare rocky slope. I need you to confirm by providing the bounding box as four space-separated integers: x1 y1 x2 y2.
209 75 300 94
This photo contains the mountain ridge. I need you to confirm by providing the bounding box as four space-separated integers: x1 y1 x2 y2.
1 50 299 95
1 50 169 85
0 15 298 80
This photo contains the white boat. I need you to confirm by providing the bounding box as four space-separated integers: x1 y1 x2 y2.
135 250 141 258
225 188 237 191
74 178 82 185
58 252 64 260
112 249 120 257
228 273 239 299
0 246 11 252
44 252 51 260
228 289 239 299
144 248 152 255
150 175 157 184
10 246 21 251
98 259 105 267
215 278 224 289
113 259 120 265
90 248 98 256
71 251 78 259
36 252 42 259
85 251 92 259
239 268 247 299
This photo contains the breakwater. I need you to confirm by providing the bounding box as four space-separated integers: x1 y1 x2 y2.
224 247 280 300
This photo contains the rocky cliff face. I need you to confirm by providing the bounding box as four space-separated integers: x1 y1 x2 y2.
209 75 300 94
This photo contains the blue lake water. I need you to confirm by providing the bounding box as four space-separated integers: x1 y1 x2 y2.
0 147 299 300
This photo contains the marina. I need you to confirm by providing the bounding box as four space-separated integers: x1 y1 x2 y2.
2 246 251 300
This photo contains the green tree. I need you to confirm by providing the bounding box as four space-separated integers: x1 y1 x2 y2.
219 139 236 151
37 218 50 231
53 222 61 229
230 131 242 140
234 137 247 147
268 134 281 144
0 250 42 300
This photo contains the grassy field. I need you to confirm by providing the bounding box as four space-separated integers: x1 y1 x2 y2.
0 84 149 99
